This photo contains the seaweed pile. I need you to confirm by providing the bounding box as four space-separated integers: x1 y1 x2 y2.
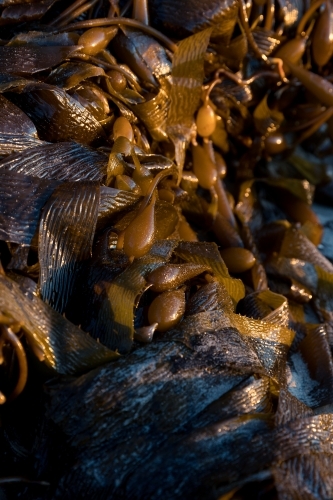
1 0 333 498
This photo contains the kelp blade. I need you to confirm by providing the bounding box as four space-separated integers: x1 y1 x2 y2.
39 182 100 314
0 170 59 244
0 273 118 374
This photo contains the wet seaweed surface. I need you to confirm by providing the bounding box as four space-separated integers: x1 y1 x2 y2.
1 0 333 499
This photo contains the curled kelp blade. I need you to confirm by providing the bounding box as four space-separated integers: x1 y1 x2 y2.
10 84 105 145
0 93 38 137
65 242 130 334
46 62 106 90
174 241 245 308
110 27 171 86
166 308 294 379
39 182 100 314
0 171 59 244
89 240 177 353
130 87 170 141
314 266 333 322
0 142 108 181
0 45 79 75
47 332 248 498
253 94 284 136
97 186 140 229
186 280 234 315
125 153 175 175
237 290 289 327
0 273 118 374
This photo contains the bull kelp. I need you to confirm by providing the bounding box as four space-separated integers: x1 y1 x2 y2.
1 0 333 498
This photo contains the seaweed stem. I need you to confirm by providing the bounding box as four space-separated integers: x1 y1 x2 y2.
48 0 88 26
56 0 100 28
0 325 28 401
57 18 178 52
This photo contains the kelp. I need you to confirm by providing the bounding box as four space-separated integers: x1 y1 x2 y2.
89 240 177 352
110 27 171 85
39 182 100 313
0 273 118 374
0 142 108 181
167 28 212 171
0 93 38 137
150 0 239 40
174 241 245 308
46 317 260 498
0 45 79 75
167 307 294 379
130 87 170 141
10 84 105 145
97 185 140 227
1 0 333 498
47 62 106 90
0 0 57 24
0 171 59 244
0 132 45 156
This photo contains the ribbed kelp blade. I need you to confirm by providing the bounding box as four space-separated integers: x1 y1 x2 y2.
280 226 333 273
186 280 234 315
110 28 171 85
273 454 333 500
0 273 118 374
97 186 140 225
130 87 170 141
46 304 296 499
39 182 100 313
174 241 245 308
91 240 178 353
166 308 294 379
11 85 105 145
47 330 247 498
0 171 59 244
190 376 272 429
237 290 289 328
122 413 333 499
167 28 212 173
0 93 46 156
121 415 273 499
0 45 79 75
268 226 333 321
0 133 45 156
275 388 313 426
0 142 108 182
